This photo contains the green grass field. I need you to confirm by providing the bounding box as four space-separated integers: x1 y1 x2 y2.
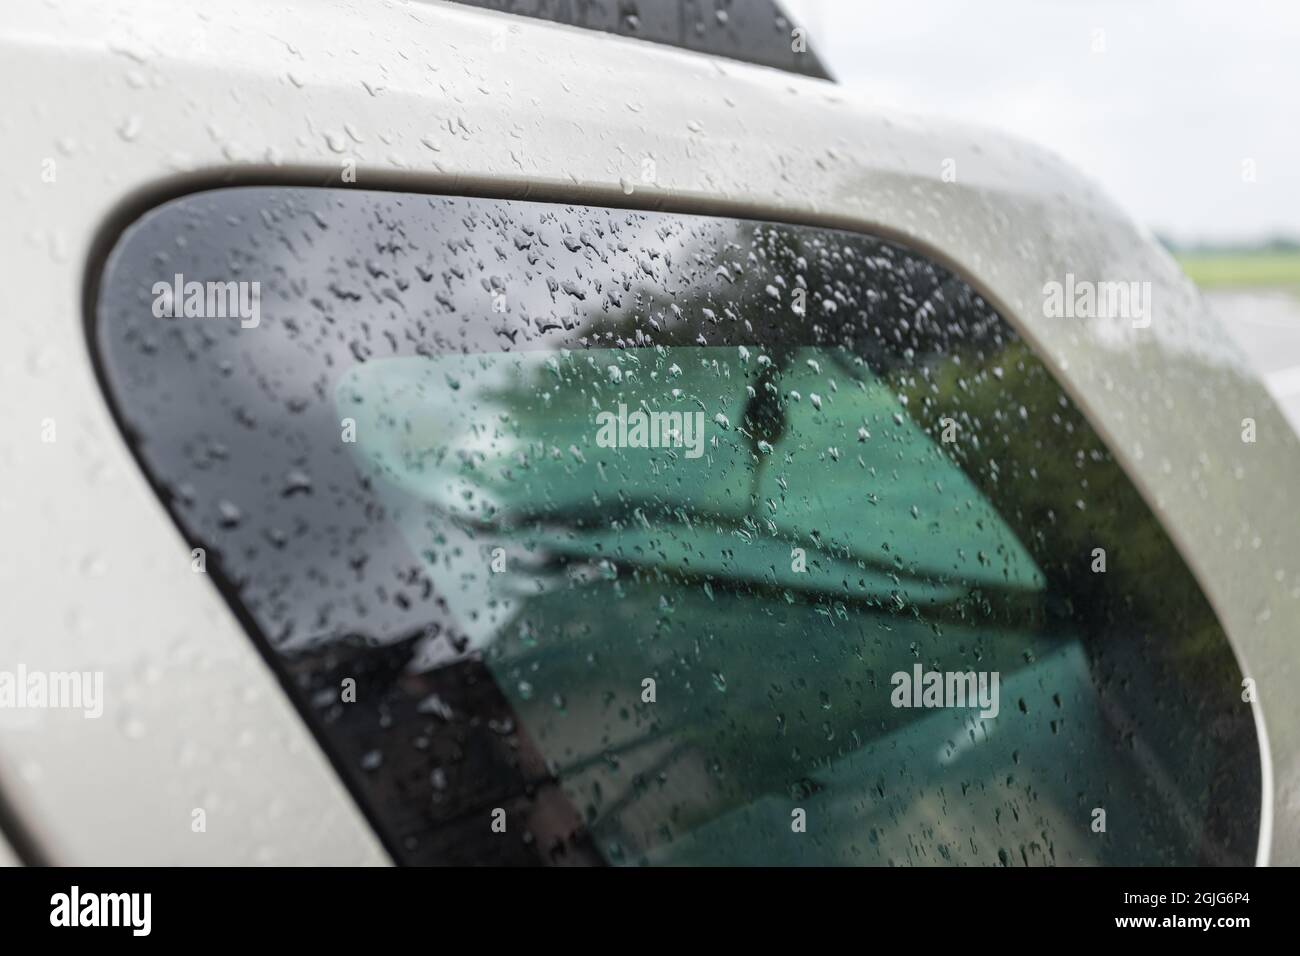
1174 251 1300 291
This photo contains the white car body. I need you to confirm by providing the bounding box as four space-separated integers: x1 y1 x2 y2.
1 0 1297 865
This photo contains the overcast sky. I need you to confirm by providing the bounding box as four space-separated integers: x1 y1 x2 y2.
784 0 1299 244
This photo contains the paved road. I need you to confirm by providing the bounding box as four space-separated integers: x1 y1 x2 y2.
1205 290 1300 435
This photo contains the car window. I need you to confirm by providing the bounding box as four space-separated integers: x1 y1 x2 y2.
435 0 833 79
93 187 1259 865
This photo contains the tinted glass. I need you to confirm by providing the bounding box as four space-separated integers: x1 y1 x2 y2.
92 187 1259 865
436 0 832 79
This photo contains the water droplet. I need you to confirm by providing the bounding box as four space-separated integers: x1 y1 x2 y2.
217 500 243 528
117 115 142 142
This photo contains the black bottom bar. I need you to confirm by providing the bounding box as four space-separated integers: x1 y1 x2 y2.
0 866 1274 941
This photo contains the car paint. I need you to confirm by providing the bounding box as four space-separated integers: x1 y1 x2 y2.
0 0 1295 864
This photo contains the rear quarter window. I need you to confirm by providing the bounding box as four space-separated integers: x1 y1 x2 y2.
92 187 1260 865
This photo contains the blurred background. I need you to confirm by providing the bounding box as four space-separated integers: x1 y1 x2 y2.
786 0 1300 427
